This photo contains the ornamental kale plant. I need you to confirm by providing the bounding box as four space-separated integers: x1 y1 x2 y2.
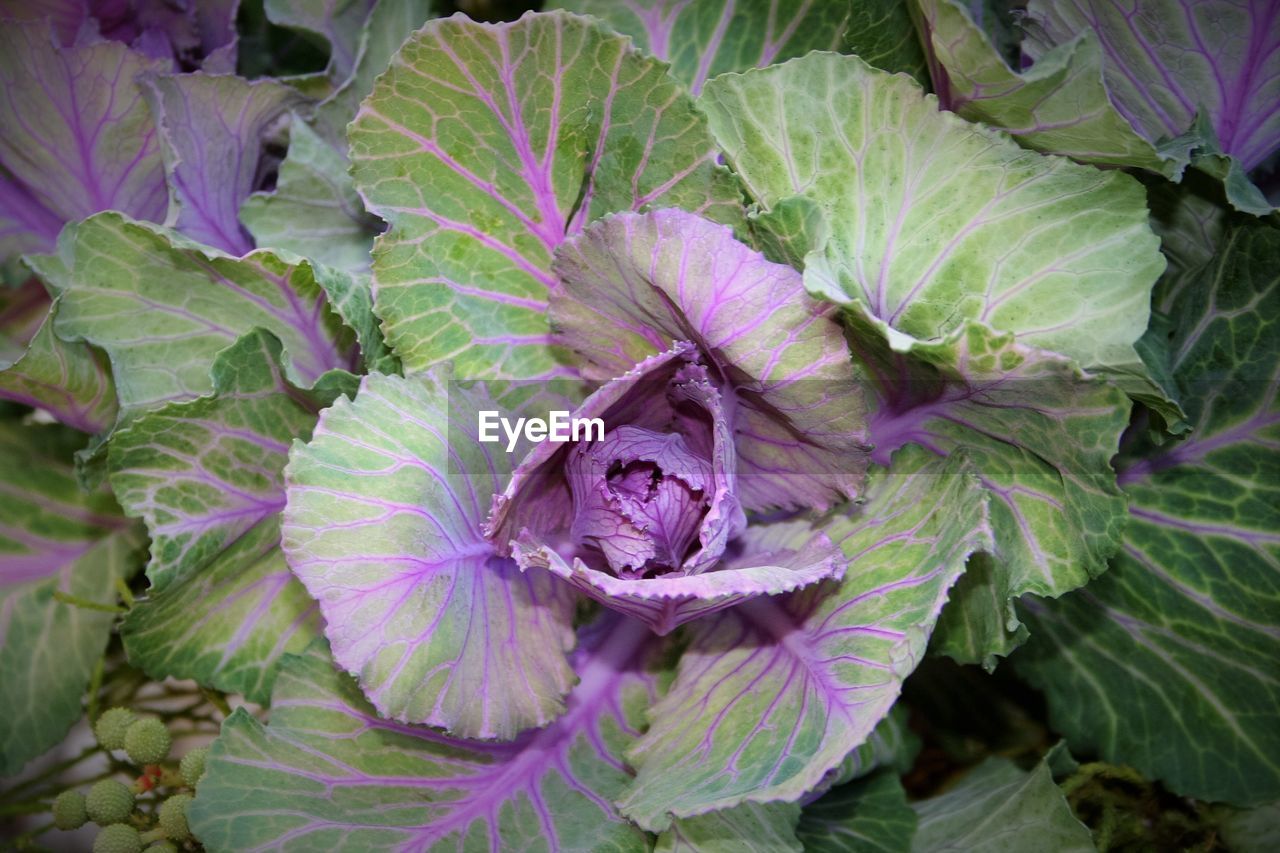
0 1 1277 851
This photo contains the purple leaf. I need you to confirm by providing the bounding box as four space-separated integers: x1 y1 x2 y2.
552 209 870 512
0 22 167 268
0 0 89 46
489 341 844 634
142 73 301 254
516 519 845 636
189 614 660 850
283 370 578 739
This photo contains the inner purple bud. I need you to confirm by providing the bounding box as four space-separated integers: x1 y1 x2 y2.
567 425 713 578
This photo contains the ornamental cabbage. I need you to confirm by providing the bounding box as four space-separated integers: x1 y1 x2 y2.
0 1 1276 850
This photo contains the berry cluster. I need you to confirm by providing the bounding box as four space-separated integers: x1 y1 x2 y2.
49 707 210 852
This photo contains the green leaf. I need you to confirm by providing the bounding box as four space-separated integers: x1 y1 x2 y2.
699 52 1165 383
548 0 926 94
656 802 802 853
1180 115 1279 218
910 0 1172 173
241 118 382 274
308 257 397 374
1218 801 1280 853
313 0 438 143
911 756 1094 852
242 1 437 279
824 706 922 789
108 331 339 702
189 617 658 851
852 315 1131 666
618 446 992 829
263 0 378 87
1016 222 1280 806
1148 179 1229 317
36 213 357 419
121 518 319 705
0 422 139 775
798 770 917 853
349 11 743 379
0 301 117 434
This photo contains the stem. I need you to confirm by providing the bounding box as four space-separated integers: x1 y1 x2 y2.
114 577 135 609
51 590 125 613
201 688 232 718
87 654 106 722
1 745 99 800
7 819 55 848
0 799 53 818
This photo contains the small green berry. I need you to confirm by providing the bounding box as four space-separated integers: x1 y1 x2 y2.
85 779 135 825
158 793 192 841
179 746 209 787
94 708 137 751
123 717 171 765
148 842 179 853
92 823 143 853
52 789 87 830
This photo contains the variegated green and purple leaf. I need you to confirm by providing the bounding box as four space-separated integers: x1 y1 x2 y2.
0 301 118 434
120 517 321 705
348 11 743 379
0 22 167 277
0 278 49 362
311 0 438 145
106 331 343 702
189 615 660 851
283 369 577 739
550 209 870 512
0 422 140 775
910 0 1173 174
912 0 1280 214
854 312 1131 665
667 708 919 852
698 52 1166 393
34 213 359 419
1023 0 1280 174
548 0 926 94
1016 222 1280 806
618 446 992 829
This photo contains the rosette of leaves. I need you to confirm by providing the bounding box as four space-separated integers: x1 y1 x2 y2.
0 1 1275 850
184 9 1178 847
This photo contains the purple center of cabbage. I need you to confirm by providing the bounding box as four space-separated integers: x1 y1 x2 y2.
567 425 714 578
